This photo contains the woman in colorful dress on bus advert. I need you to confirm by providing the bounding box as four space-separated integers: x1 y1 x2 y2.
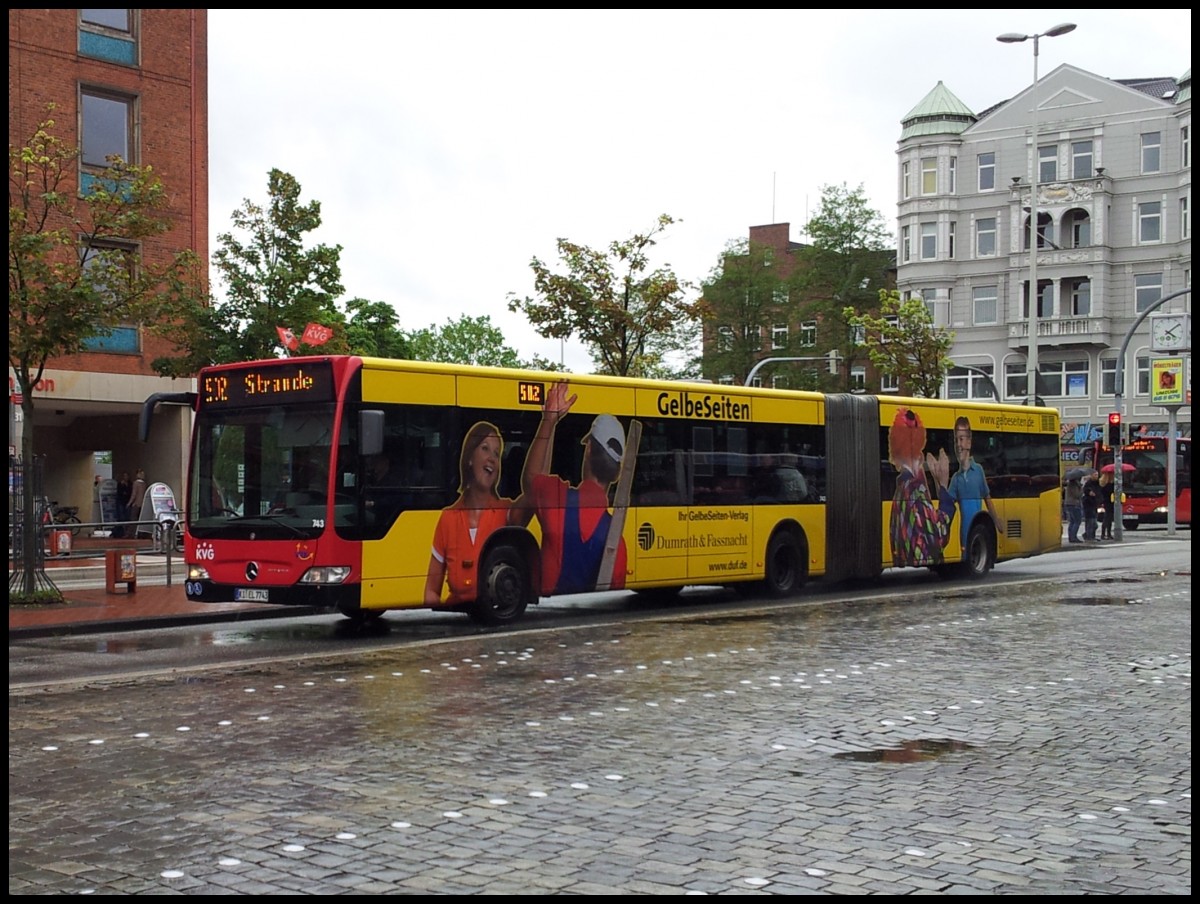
424 421 512 605
888 407 954 567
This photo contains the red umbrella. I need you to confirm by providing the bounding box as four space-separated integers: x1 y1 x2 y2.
1101 462 1135 473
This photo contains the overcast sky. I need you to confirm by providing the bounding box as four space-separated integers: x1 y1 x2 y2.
208 9 1191 371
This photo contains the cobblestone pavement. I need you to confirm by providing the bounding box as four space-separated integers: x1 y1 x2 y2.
9 573 1191 895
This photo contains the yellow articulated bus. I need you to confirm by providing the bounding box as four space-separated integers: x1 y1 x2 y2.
141 356 1062 627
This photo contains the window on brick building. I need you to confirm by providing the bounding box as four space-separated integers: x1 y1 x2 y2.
79 10 137 66
81 9 131 30
82 241 141 354
81 88 134 170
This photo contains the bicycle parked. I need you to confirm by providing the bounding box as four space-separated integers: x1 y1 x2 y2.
43 498 83 537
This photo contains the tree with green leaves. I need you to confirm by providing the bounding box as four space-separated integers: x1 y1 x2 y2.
162 169 347 374
9 108 204 599
698 237 789 385
507 214 699 377
844 290 954 398
343 298 409 359
793 182 894 390
406 314 524 368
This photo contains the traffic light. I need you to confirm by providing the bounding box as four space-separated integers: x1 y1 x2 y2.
1107 411 1122 448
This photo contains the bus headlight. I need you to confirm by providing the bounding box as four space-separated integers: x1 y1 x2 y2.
299 566 351 585
188 565 211 580
1153 505 1168 514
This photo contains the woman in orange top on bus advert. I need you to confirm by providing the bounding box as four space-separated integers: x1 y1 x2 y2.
424 421 513 605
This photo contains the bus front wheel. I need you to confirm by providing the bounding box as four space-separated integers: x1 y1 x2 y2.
469 546 530 627
762 530 806 598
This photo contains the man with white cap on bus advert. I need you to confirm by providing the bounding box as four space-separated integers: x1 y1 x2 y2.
513 380 633 595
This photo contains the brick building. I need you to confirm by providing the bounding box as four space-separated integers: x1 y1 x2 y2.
9 9 207 521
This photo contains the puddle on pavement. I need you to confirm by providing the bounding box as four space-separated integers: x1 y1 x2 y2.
79 624 336 653
832 738 975 763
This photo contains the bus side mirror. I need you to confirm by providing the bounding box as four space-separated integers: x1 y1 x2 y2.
360 410 385 457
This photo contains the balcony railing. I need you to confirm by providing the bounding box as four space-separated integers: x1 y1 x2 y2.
1008 315 1111 347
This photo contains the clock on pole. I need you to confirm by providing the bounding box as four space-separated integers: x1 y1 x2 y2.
1149 313 1190 352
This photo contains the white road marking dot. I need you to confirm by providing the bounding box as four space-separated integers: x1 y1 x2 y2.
160 870 185 879
218 857 241 867
390 821 411 829
283 844 305 852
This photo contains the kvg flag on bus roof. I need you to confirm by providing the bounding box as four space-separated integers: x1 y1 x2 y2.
302 322 334 346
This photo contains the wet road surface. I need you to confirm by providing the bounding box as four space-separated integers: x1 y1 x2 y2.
8 568 1191 894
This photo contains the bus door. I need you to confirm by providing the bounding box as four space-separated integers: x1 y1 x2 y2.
630 446 691 587
686 428 754 584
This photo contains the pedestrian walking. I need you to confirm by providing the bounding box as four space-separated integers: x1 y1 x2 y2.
114 471 132 538
1098 472 1115 540
1081 471 1100 542
1064 475 1084 543
128 468 148 533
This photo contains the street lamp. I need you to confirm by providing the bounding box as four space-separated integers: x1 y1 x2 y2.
998 22 1076 404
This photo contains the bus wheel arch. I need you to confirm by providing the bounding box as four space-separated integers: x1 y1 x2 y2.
762 522 808 598
960 520 995 579
468 533 537 627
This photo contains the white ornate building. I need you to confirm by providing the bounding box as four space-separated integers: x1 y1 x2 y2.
895 64 1190 462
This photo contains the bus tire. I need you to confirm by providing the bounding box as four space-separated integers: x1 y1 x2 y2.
960 522 995 580
469 545 530 627
1123 518 1139 531
762 529 806 598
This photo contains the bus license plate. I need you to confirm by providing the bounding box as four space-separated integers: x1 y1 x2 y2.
235 588 269 602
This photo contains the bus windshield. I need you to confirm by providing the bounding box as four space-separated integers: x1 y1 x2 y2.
188 403 337 540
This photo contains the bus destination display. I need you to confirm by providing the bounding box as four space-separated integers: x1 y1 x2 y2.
200 362 335 408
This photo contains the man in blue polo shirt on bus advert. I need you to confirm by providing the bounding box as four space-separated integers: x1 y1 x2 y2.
946 415 1002 548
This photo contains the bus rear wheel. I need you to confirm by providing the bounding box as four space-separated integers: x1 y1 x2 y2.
762 530 805 598
469 545 530 627
960 522 995 579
